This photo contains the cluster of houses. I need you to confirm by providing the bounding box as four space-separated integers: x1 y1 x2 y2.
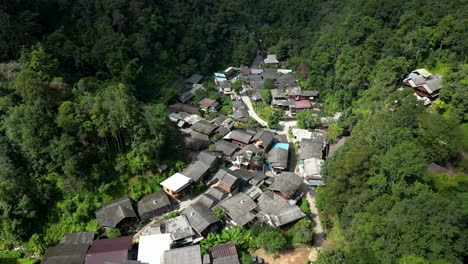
403 68 443 106
293 129 328 186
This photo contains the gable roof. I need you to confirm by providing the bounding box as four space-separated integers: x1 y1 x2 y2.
160 173 192 193
161 215 195 241
294 100 312 109
95 196 137 228
252 129 275 149
85 236 133 264
267 147 288 169
229 130 254 144
182 160 212 182
214 169 239 189
42 232 94 264
185 74 203 84
215 140 239 156
219 193 257 226
182 203 219 235
268 172 303 198
192 120 217 135
233 107 249 121
199 98 216 108
198 194 218 209
257 192 305 227
300 138 324 160
162 245 202 264
137 191 171 216
179 91 194 103
205 186 228 201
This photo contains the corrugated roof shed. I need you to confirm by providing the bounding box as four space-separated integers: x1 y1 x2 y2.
162 245 202 264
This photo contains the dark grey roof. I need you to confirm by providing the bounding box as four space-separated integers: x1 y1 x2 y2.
59 232 94 246
219 193 257 226
162 215 195 241
271 89 285 98
179 91 194 103
299 133 326 160
261 68 279 80
267 148 288 169
137 191 171 217
168 103 199 114
182 160 211 182
192 120 218 135
95 196 137 227
252 130 275 149
301 90 319 97
42 244 90 264
198 194 218 209
230 130 254 144
233 108 249 121
211 116 226 126
216 126 231 136
230 169 265 183
197 151 218 167
162 245 202 264
257 192 305 227
205 186 228 201
275 134 288 143
213 256 241 264
186 74 203 84
214 169 239 188
276 73 297 88
215 140 239 156
185 132 210 151
182 203 219 235
236 144 260 156
268 172 303 198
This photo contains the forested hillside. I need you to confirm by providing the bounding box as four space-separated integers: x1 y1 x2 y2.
0 0 467 263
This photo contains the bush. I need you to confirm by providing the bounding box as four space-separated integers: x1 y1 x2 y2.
162 211 180 220
296 111 320 129
299 198 312 218
286 219 314 245
256 229 287 254
106 227 121 238
212 206 226 221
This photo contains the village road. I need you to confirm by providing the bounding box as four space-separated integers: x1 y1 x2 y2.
239 91 268 127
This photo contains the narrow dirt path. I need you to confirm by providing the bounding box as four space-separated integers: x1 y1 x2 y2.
239 91 268 127
307 193 325 262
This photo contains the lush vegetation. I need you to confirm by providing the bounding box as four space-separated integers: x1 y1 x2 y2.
0 0 466 263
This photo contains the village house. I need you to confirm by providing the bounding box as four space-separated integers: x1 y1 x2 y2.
290 100 312 114
191 120 218 137
199 98 221 112
268 172 304 200
42 232 95 264
182 202 220 237
137 234 172 264
300 157 324 180
212 169 240 193
256 192 305 228
232 144 263 171
137 191 172 221
207 243 241 264
231 169 267 187
403 69 442 105
160 173 193 199
219 192 257 226
264 54 279 65
224 67 238 79
226 129 254 147
214 140 239 157
179 91 194 104
285 86 319 101
142 215 196 247
270 88 290 109
261 68 280 80
185 131 211 151
214 72 228 85
214 118 235 137
85 236 134 264
95 196 138 229
232 100 250 123
162 245 203 264
299 132 327 160
251 129 275 153
185 74 203 86
267 143 289 174
182 151 219 182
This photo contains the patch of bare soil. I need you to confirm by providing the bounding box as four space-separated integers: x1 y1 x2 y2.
253 247 311 264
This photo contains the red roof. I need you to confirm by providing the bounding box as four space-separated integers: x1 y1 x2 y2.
199 98 216 108
208 242 238 258
295 100 312 109
85 236 132 264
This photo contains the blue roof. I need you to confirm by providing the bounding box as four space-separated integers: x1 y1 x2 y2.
273 143 289 150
